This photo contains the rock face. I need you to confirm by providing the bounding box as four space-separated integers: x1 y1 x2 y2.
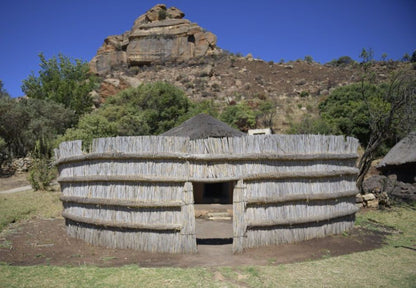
90 4 218 75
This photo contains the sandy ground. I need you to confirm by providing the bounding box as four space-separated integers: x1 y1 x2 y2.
0 217 385 267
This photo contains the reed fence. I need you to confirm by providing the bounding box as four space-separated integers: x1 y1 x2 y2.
55 135 359 253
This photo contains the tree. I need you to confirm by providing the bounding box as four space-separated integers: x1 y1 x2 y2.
22 53 98 117
57 82 192 148
381 53 388 62
356 72 416 190
0 97 76 159
304 55 313 63
318 70 416 191
107 82 191 134
0 80 10 99
411 50 416 63
359 48 374 63
401 53 411 62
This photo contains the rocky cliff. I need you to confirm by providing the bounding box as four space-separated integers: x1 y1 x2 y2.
90 4 218 75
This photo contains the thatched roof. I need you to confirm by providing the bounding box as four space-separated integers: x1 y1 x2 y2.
161 114 245 139
377 132 416 169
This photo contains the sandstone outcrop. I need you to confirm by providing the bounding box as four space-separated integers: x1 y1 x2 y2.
90 4 218 75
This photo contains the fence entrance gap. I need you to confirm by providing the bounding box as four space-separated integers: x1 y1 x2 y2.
193 181 235 246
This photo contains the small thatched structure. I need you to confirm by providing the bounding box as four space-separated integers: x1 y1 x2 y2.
161 114 245 139
377 132 416 182
55 117 359 254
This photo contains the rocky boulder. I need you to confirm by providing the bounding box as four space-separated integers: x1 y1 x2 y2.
363 175 416 204
90 4 218 75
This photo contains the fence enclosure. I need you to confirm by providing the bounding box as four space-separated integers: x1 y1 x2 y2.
55 135 359 253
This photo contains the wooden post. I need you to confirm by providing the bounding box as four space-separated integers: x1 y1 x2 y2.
233 179 246 253
181 182 197 253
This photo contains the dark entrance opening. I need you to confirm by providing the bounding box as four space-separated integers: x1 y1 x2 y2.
193 181 234 246
193 181 234 204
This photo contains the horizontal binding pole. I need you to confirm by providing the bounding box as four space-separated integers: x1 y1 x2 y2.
55 151 358 166
62 212 182 232
58 175 188 183
246 207 359 230
60 196 183 208
57 168 358 184
247 190 359 205
243 168 359 182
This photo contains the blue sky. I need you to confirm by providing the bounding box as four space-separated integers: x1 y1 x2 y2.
0 0 415 97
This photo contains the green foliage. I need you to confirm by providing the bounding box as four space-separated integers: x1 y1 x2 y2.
319 76 416 151
57 82 191 148
0 97 76 159
319 83 383 146
0 80 10 99
328 56 355 66
57 113 118 150
0 137 6 167
21 53 98 117
107 82 191 134
411 50 416 63
220 101 257 131
287 115 337 135
28 158 56 191
304 55 313 63
359 48 374 63
401 53 411 62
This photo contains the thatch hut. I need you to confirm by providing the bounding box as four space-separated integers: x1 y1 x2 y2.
55 115 359 253
376 132 416 182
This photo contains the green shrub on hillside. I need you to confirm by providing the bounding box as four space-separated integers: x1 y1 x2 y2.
220 101 258 132
57 82 192 148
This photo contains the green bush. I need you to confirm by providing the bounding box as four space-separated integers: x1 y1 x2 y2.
220 101 257 131
57 82 192 148
28 157 56 191
287 116 337 135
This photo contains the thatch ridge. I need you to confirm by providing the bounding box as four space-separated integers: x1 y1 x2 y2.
161 113 246 139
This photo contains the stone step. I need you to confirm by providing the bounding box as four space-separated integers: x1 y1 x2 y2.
208 216 232 221
207 212 231 218
207 212 232 221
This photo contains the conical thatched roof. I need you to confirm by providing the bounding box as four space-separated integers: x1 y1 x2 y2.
377 132 416 169
161 114 245 139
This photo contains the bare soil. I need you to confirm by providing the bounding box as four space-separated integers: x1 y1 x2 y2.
0 217 386 267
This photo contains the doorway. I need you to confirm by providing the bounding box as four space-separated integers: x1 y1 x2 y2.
192 181 235 247
192 181 234 204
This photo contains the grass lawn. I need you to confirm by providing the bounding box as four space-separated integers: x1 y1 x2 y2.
0 191 415 287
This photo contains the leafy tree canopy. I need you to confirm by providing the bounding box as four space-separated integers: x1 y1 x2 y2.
57 82 192 149
319 80 415 149
21 53 98 117
0 97 76 159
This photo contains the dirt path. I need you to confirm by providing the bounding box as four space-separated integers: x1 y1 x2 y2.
0 218 386 267
0 173 31 193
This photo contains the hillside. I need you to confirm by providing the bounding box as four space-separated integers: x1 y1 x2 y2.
89 4 413 133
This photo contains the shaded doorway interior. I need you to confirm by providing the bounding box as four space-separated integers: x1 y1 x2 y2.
193 181 234 204
192 181 235 246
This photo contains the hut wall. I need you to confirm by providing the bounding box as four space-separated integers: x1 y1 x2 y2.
55 135 359 253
